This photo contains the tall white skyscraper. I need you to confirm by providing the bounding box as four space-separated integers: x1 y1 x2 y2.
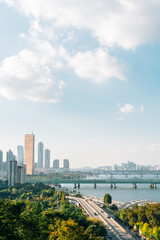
38 142 44 168
17 145 24 166
45 149 50 168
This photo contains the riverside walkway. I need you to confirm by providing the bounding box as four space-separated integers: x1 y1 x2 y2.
27 176 160 188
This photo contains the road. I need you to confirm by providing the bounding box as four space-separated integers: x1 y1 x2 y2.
119 199 159 209
69 197 138 240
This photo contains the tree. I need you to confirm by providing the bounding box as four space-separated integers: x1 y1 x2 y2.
153 226 160 240
141 223 152 239
119 209 128 222
109 204 117 211
49 219 85 240
104 194 112 205
85 219 107 240
18 210 45 240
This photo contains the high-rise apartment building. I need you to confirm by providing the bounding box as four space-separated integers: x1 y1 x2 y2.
38 142 44 168
17 145 24 166
2 162 7 172
6 150 15 175
45 149 50 168
8 160 17 186
0 150 3 171
24 134 35 175
63 159 69 171
8 160 26 186
53 159 59 169
17 165 26 184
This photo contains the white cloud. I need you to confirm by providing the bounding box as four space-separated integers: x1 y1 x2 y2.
148 143 160 152
120 103 144 113
140 105 144 112
117 117 125 121
0 49 64 102
120 104 135 113
3 0 160 49
69 48 125 82
19 33 26 39
1 0 160 102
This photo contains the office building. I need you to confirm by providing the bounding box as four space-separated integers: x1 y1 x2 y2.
63 159 69 171
38 142 44 168
8 160 17 186
2 162 7 172
0 150 3 171
45 149 50 168
127 161 136 170
53 159 59 169
24 134 35 175
6 150 15 174
121 163 128 170
17 165 26 184
17 145 24 166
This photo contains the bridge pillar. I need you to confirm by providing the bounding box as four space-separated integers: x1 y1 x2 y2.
126 174 128 178
133 183 137 189
94 183 97 189
78 183 80 189
74 183 77 189
110 183 113 189
113 183 116 188
154 184 157 189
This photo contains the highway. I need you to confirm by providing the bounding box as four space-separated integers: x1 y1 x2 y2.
69 197 138 240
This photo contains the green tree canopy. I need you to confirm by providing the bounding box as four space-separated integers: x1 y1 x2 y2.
104 193 112 205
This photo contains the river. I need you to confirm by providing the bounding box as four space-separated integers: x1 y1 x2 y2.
62 174 160 203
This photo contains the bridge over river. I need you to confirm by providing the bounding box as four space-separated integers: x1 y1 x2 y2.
26 177 160 189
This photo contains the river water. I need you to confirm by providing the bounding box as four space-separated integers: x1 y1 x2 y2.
62 174 160 203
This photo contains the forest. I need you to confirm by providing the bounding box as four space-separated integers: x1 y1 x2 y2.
116 203 160 240
0 182 107 240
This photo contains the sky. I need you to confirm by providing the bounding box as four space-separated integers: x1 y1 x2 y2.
0 0 160 168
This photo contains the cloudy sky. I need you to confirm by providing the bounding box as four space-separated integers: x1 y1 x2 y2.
0 0 160 168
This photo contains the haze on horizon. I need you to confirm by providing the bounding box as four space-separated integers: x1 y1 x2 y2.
0 0 160 168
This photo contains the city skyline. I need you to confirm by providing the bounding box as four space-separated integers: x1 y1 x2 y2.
0 135 70 169
0 139 158 171
0 1 160 167
0 132 160 169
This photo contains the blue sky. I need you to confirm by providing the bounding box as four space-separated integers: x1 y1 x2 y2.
0 0 160 168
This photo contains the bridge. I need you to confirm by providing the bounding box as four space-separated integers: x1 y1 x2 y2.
94 170 160 176
26 176 160 189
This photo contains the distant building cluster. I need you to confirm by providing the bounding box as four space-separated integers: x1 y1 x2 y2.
0 133 70 185
52 159 69 171
95 161 156 172
34 138 70 174
113 161 154 171
114 161 136 170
